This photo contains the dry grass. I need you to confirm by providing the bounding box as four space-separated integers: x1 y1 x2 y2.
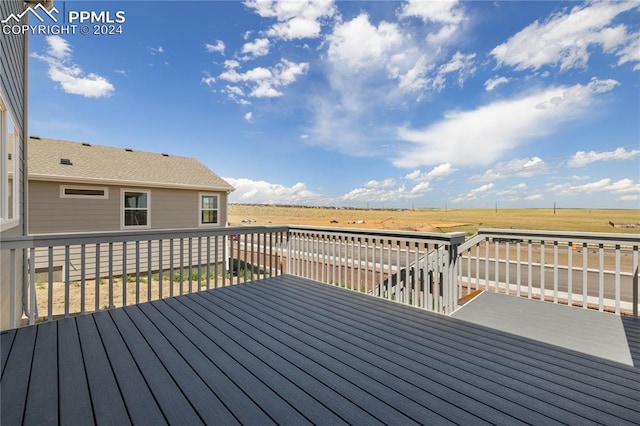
229 205 640 235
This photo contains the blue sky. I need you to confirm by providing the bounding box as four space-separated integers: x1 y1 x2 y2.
26 0 640 208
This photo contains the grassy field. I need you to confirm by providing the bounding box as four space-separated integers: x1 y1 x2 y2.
229 204 640 235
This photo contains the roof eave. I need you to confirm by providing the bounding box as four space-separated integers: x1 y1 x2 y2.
29 174 235 193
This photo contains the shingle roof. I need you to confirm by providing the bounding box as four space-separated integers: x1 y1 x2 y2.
28 137 235 192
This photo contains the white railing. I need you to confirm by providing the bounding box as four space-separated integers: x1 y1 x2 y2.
1 226 288 328
455 229 639 317
287 226 466 314
2 226 638 329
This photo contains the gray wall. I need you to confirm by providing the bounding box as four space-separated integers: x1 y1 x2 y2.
0 0 26 329
29 181 229 233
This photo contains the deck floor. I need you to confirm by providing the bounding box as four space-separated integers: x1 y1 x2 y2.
2 275 639 425
450 290 638 366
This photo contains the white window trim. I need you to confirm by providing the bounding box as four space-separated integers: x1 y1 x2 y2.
199 193 220 226
121 188 150 229
0 96 19 232
60 185 109 199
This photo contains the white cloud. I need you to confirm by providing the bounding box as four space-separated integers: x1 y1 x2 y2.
485 76 510 91
452 183 494 203
497 183 527 196
340 164 456 204
244 112 253 122
566 147 640 167
399 0 464 24
150 46 164 55
394 78 619 167
47 35 72 59
399 0 466 46
434 51 476 90
327 14 404 73
244 0 336 40
226 177 322 204
241 38 270 58
340 182 430 203
223 85 251 105
405 163 455 182
620 194 639 201
201 72 216 87
616 32 640 70
547 178 640 196
472 157 548 183
525 194 543 201
205 40 226 54
491 1 640 71
31 36 114 98
218 58 309 102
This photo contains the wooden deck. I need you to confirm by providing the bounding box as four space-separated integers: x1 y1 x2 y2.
2 275 639 425
450 290 639 366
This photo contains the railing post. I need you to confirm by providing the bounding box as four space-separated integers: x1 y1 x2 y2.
286 228 291 275
29 247 37 325
633 245 638 318
9 248 17 329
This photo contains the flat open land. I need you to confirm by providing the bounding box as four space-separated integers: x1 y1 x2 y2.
229 204 640 235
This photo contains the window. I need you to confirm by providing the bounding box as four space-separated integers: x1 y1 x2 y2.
61 185 108 199
199 193 219 225
0 97 19 230
122 190 149 228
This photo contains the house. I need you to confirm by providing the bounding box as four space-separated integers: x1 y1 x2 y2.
27 136 235 280
0 0 30 329
28 136 234 233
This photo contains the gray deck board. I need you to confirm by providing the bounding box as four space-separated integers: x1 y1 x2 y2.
108 308 204 425
1 324 36 425
182 293 424 425
23 321 58 425
243 277 635 425
288 275 640 389
451 291 634 365
622 316 640 366
121 305 243 425
2 274 639 425
137 301 279 425
201 286 515 425
57 318 94 425
157 297 309 425
160 297 349 425
92 310 167 425
76 314 132 425
0 329 16 377
280 277 640 418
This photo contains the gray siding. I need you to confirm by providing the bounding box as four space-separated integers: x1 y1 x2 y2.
0 0 26 330
29 181 229 233
0 1 25 133
29 181 230 281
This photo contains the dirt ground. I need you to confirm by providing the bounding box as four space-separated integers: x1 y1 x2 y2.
228 204 640 235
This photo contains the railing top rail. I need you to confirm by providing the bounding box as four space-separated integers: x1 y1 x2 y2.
288 225 467 245
0 225 289 249
477 228 640 245
457 233 486 253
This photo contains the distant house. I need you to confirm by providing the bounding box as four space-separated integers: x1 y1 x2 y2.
28 136 234 233
27 137 235 280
